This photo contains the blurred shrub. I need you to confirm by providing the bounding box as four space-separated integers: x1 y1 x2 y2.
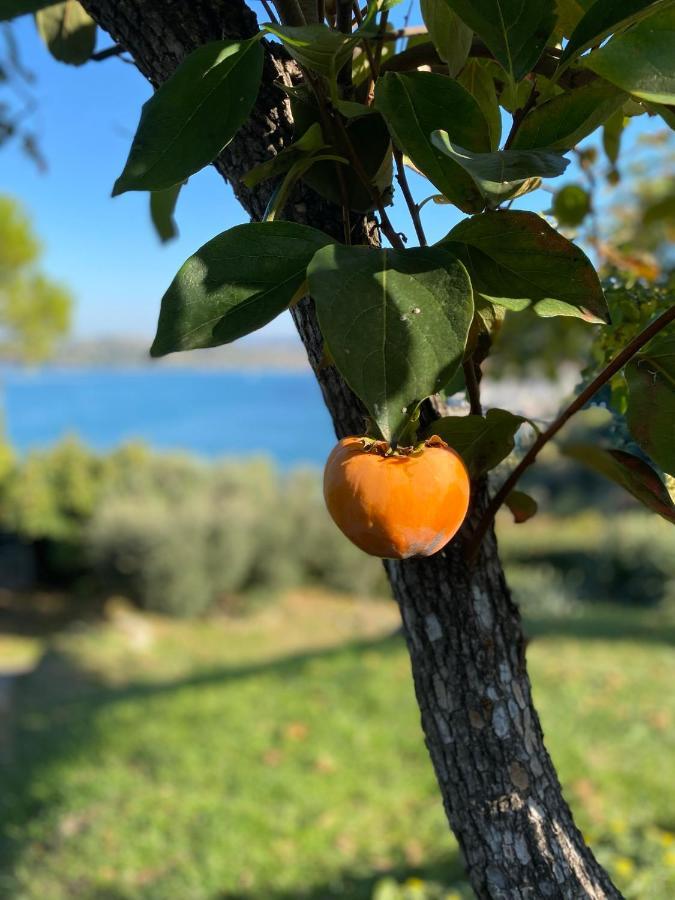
501 512 675 608
1 437 672 615
505 563 576 618
371 876 471 899
0 438 384 614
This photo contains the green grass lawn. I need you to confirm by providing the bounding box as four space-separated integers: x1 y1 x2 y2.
1 592 674 899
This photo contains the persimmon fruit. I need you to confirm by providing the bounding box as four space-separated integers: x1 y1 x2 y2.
323 436 470 559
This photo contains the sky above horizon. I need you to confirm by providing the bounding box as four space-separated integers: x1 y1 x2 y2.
0 7 667 341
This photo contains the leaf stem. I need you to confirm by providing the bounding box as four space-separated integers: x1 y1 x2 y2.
463 359 482 415
467 302 675 561
503 79 539 151
394 149 427 247
330 109 403 248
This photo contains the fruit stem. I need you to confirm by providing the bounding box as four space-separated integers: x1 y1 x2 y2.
466 302 675 562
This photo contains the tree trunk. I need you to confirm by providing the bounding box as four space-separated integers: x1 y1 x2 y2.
80 2 622 896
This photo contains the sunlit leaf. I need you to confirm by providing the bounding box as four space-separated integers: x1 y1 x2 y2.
442 210 609 322
560 0 669 67
151 222 333 356
242 123 327 189
442 0 556 82
374 71 490 213
308 244 474 443
425 408 524 476
582 7 675 104
35 0 95 66
420 0 472 76
513 80 626 151
113 39 264 194
431 131 568 204
457 59 502 150
263 22 356 79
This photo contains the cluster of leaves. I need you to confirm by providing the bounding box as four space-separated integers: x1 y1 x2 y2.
6 0 674 527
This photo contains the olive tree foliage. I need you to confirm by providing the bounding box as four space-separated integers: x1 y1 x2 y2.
0 194 71 361
4 0 675 895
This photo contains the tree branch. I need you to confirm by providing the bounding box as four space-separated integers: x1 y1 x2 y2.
468 303 675 559
394 148 426 246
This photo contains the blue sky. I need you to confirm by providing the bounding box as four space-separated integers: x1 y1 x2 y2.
0 8 665 340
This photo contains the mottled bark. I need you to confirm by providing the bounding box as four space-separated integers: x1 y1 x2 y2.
79 2 622 896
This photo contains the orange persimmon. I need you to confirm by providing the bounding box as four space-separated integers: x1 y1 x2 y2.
323 436 470 559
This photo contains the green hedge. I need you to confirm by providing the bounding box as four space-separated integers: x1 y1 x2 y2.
0 438 672 616
0 438 386 615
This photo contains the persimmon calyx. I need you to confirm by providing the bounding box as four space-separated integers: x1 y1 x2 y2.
358 434 450 457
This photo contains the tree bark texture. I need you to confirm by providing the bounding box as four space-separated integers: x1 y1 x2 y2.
79 2 622 896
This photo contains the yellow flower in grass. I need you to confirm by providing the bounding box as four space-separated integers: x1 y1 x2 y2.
614 857 635 878
404 878 425 889
660 830 675 847
664 849 675 868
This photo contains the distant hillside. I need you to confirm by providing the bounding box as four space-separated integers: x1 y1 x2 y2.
48 335 310 370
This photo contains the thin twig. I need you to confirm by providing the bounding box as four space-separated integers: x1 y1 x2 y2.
503 79 539 151
336 0 352 32
260 0 280 24
90 44 124 62
463 360 482 416
371 8 389 80
467 303 675 560
394 149 426 246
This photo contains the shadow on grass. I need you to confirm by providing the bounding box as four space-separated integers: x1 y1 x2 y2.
1 630 463 899
523 608 675 646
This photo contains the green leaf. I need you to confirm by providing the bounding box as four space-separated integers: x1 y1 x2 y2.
512 80 626 151
291 93 392 213
552 184 592 227
374 71 491 213
626 333 675 475
457 59 502 150
242 123 326 189
582 7 675 104
562 444 675 522
442 210 609 322
420 0 473 77
151 222 333 357
424 408 524 476
602 108 627 166
431 131 568 204
263 22 356 80
554 0 595 39
560 0 669 67
35 0 95 66
149 183 182 244
0 0 51 21
263 152 348 221
646 100 675 129
113 39 264 195
443 0 556 82
505 490 538 522
308 244 474 443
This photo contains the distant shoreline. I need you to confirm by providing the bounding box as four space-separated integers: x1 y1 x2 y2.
16 336 312 372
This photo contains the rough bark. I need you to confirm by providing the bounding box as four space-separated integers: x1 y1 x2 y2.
79 2 622 896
